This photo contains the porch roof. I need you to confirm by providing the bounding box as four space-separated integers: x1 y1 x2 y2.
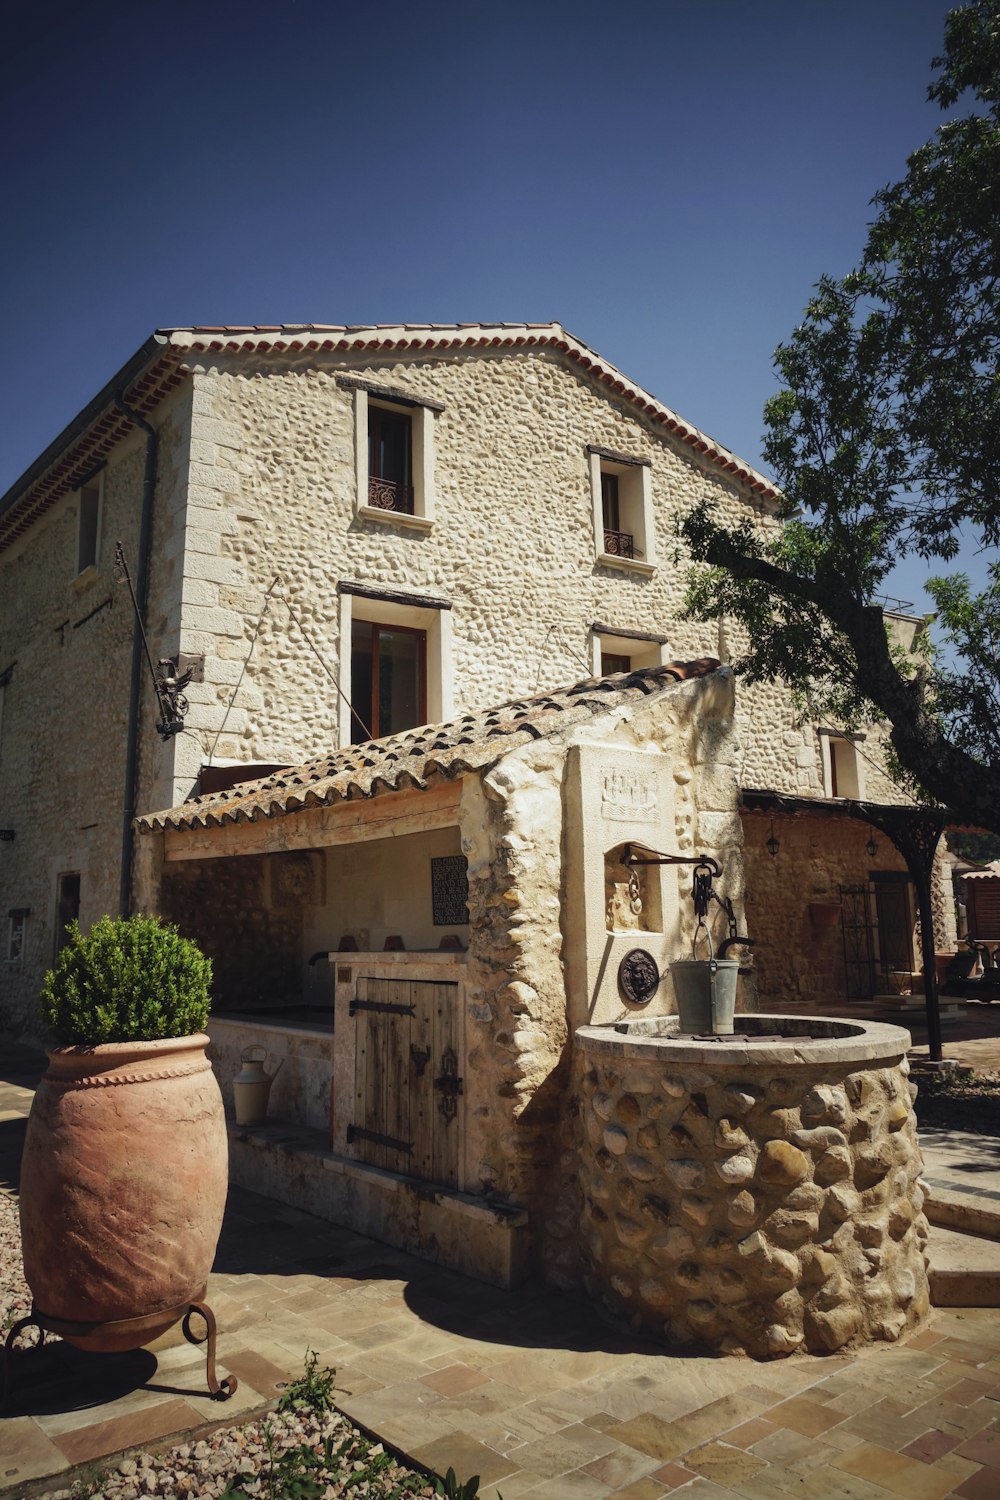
137 658 722 834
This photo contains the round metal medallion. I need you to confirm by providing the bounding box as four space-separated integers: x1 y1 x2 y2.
618 948 660 1006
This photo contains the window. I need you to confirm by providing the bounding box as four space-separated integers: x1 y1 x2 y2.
338 582 453 747
592 622 668 678
6 908 27 965
588 445 655 572
0 665 9 760
820 730 867 799
339 377 440 529
350 618 426 742
55 872 81 957
76 474 103 574
368 405 413 514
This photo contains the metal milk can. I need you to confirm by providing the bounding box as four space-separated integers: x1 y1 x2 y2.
233 1046 284 1125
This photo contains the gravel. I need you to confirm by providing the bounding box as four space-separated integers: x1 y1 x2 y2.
1 1192 445 1500
0 1189 32 1335
33 1410 444 1499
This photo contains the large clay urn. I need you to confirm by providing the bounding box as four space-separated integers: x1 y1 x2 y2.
20 1033 228 1353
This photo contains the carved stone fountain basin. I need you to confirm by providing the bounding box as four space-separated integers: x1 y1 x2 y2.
574 1014 929 1357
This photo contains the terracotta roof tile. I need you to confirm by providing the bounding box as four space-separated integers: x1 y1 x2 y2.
138 659 721 834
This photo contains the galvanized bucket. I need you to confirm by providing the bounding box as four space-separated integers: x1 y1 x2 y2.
670 957 740 1035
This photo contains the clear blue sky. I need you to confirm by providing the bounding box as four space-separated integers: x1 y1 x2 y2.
1 0 963 608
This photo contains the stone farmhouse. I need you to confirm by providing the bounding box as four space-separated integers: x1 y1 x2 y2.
0 322 955 1290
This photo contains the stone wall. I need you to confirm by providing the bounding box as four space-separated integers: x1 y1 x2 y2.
455 671 744 1276
170 348 808 801
575 1019 929 1356
159 856 302 1010
0 394 191 1036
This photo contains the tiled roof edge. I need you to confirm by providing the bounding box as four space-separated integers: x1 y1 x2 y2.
138 659 723 835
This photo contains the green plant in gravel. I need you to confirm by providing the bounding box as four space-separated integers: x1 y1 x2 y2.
39 914 212 1045
220 1420 324 1500
277 1347 337 1413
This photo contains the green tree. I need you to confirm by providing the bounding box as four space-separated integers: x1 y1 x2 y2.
680 0 1000 832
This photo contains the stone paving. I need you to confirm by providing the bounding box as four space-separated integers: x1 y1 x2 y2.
4 1038 1000 1499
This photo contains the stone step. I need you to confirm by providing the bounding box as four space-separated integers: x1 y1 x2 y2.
927 1223 1000 1306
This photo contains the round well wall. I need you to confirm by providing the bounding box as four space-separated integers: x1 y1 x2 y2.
574 1014 929 1357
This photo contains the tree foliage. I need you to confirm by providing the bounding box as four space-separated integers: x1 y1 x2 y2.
679 0 1000 832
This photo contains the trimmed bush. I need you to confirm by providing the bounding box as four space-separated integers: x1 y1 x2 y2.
40 914 213 1045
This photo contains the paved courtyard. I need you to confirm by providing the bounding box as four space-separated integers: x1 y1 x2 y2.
3 1037 1000 1499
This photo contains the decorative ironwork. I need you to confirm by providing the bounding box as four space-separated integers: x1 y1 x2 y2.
618 948 661 1005
431 855 469 926
410 1044 431 1077
367 475 414 513
434 1047 463 1124
603 528 635 558
840 884 876 999
114 542 193 740
347 1123 413 1154
349 998 416 1017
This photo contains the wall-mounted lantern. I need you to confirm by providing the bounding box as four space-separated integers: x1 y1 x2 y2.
766 820 780 858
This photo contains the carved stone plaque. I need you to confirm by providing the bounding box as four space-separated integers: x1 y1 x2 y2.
618 948 660 1006
601 767 655 822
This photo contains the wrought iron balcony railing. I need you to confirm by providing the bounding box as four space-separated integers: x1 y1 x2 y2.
603 527 635 558
368 475 414 514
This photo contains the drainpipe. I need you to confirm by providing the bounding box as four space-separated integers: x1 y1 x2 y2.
115 396 158 918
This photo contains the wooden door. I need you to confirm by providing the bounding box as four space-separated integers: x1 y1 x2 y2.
348 976 461 1188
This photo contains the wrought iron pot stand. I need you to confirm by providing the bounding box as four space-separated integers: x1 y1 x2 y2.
1 1292 238 1411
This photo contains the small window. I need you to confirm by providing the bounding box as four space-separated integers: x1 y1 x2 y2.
77 477 102 574
350 619 427 743
55 872 81 957
7 908 28 964
592 624 666 678
342 379 438 529
368 405 414 514
338 585 453 748
821 731 866 800
588 447 655 572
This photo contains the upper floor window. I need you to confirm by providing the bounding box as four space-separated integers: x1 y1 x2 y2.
338 581 454 747
350 618 426 743
820 729 867 800
368 405 413 514
592 621 668 678
76 474 103 574
0 665 9 761
338 376 441 531
588 446 655 573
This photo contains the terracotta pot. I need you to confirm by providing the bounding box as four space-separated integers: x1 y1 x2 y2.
19 1033 228 1352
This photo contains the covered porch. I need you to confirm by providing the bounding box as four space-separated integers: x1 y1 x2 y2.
134 659 743 1292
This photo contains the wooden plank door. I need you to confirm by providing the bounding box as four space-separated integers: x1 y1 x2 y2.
350 976 460 1188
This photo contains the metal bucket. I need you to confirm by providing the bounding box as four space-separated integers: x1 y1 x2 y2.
670 958 740 1035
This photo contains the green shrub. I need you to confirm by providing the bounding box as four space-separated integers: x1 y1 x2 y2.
40 914 213 1045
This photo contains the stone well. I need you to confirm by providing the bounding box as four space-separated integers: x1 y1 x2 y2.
574 1014 929 1358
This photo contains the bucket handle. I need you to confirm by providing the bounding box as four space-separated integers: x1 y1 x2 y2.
692 919 715 961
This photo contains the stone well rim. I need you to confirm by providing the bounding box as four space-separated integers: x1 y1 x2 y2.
574 1012 912 1068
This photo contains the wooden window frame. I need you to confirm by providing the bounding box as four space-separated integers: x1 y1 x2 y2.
351 619 427 743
